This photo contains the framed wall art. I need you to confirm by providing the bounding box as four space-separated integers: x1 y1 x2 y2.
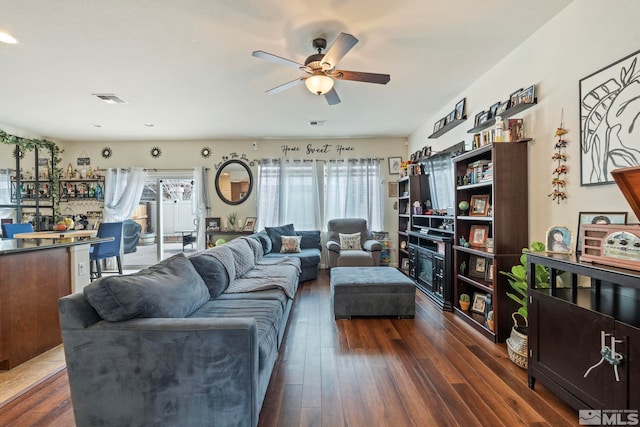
579 49 640 186
455 98 466 120
388 182 398 198
575 211 627 252
469 194 490 216
388 157 402 174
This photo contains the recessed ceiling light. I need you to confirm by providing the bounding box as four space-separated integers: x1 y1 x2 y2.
144 123 154 127
0 32 18 44
92 93 126 104
92 124 102 128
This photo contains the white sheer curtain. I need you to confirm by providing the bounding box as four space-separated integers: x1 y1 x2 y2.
103 167 147 222
0 169 16 222
324 158 383 231
192 166 209 251
256 159 321 230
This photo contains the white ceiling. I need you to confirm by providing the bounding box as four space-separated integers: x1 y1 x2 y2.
0 0 573 143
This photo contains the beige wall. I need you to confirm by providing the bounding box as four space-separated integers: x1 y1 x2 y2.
409 0 640 246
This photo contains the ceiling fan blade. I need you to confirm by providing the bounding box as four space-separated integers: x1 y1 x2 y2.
324 88 341 105
332 70 390 85
252 50 309 71
265 77 306 94
321 33 358 70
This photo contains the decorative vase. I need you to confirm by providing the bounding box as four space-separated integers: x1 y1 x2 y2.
487 319 494 331
460 300 470 311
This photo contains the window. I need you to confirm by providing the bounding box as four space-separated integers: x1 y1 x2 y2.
324 159 383 231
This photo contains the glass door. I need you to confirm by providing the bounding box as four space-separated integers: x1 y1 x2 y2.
123 173 196 269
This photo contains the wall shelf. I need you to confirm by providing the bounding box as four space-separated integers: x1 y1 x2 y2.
428 117 466 139
467 100 537 133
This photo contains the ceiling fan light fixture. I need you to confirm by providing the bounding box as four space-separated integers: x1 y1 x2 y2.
305 71 334 95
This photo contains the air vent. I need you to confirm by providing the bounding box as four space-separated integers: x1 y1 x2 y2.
309 120 326 127
93 94 127 104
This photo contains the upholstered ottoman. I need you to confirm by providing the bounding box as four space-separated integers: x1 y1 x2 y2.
331 267 416 319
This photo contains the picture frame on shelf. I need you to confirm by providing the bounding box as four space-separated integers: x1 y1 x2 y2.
546 225 573 254
388 157 402 174
520 84 535 104
468 255 486 279
206 217 221 231
388 182 398 198
474 111 485 127
575 211 628 252
471 292 487 314
496 100 509 116
469 194 490 216
401 258 409 270
485 259 494 282
469 225 490 247
489 102 501 118
446 110 456 124
434 120 442 133
478 111 490 125
243 217 257 232
509 88 523 108
455 98 466 120
421 146 431 158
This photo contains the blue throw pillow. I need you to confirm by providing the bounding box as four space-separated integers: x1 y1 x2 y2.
265 223 295 253
84 253 210 321
188 252 230 298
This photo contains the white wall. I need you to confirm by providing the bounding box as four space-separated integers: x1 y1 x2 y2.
409 0 640 245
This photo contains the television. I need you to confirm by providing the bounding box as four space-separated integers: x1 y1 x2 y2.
423 142 465 213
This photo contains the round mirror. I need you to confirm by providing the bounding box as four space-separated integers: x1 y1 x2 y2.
215 160 253 205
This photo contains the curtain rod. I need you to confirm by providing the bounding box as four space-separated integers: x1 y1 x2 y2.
144 168 210 172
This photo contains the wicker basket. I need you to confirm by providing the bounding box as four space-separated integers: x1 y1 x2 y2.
506 312 528 369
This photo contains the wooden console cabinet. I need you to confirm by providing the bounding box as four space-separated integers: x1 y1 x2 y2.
527 252 640 410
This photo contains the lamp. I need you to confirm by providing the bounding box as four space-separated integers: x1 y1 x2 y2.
305 70 334 95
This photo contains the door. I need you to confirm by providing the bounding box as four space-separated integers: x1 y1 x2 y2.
122 175 196 268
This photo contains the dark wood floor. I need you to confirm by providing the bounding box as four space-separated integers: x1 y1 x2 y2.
0 270 577 426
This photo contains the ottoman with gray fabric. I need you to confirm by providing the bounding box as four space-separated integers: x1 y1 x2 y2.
330 267 416 319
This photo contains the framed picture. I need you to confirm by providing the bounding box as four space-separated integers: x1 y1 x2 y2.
446 110 456 124
469 225 490 247
471 293 487 314
469 194 490 216
243 217 257 232
546 225 573 254
421 146 431 158
401 258 409 270
509 88 523 108
388 157 402 174
388 182 398 197
496 100 509 116
520 84 535 104
489 102 501 118
485 259 494 282
474 111 485 127
576 211 628 252
455 98 466 120
579 49 640 186
468 255 486 279
206 217 221 231
433 120 441 133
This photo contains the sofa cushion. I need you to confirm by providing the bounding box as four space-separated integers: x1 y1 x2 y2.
265 224 295 253
263 248 321 269
252 231 272 254
84 253 209 322
242 236 264 261
339 232 361 250
189 298 283 372
296 230 321 250
227 238 255 278
188 251 230 298
280 236 301 253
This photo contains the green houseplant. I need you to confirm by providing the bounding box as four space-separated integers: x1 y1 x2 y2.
499 241 550 369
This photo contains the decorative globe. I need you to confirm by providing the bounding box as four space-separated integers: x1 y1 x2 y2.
458 201 469 212
215 238 227 246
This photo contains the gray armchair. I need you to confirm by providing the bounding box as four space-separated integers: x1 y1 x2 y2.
326 218 382 269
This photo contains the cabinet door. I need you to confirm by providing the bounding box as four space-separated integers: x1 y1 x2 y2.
529 291 616 409
614 321 640 409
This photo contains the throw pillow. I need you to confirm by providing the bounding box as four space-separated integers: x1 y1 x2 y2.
280 235 302 253
265 223 295 253
83 253 210 322
227 238 256 278
188 252 230 298
339 232 361 250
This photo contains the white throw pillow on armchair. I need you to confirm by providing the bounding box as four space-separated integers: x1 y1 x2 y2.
339 232 361 250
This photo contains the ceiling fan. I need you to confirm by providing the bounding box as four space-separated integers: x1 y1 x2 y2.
252 32 390 105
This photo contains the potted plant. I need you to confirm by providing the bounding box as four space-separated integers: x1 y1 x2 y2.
486 310 494 331
499 241 550 368
459 293 471 311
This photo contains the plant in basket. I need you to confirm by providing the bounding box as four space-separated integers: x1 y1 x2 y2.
499 241 550 368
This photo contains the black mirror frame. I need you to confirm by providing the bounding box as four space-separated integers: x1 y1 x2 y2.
214 159 253 205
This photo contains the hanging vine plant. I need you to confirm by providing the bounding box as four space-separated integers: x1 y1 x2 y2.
1 128 64 220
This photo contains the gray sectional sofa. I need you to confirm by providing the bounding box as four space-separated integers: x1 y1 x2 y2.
59 234 306 427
